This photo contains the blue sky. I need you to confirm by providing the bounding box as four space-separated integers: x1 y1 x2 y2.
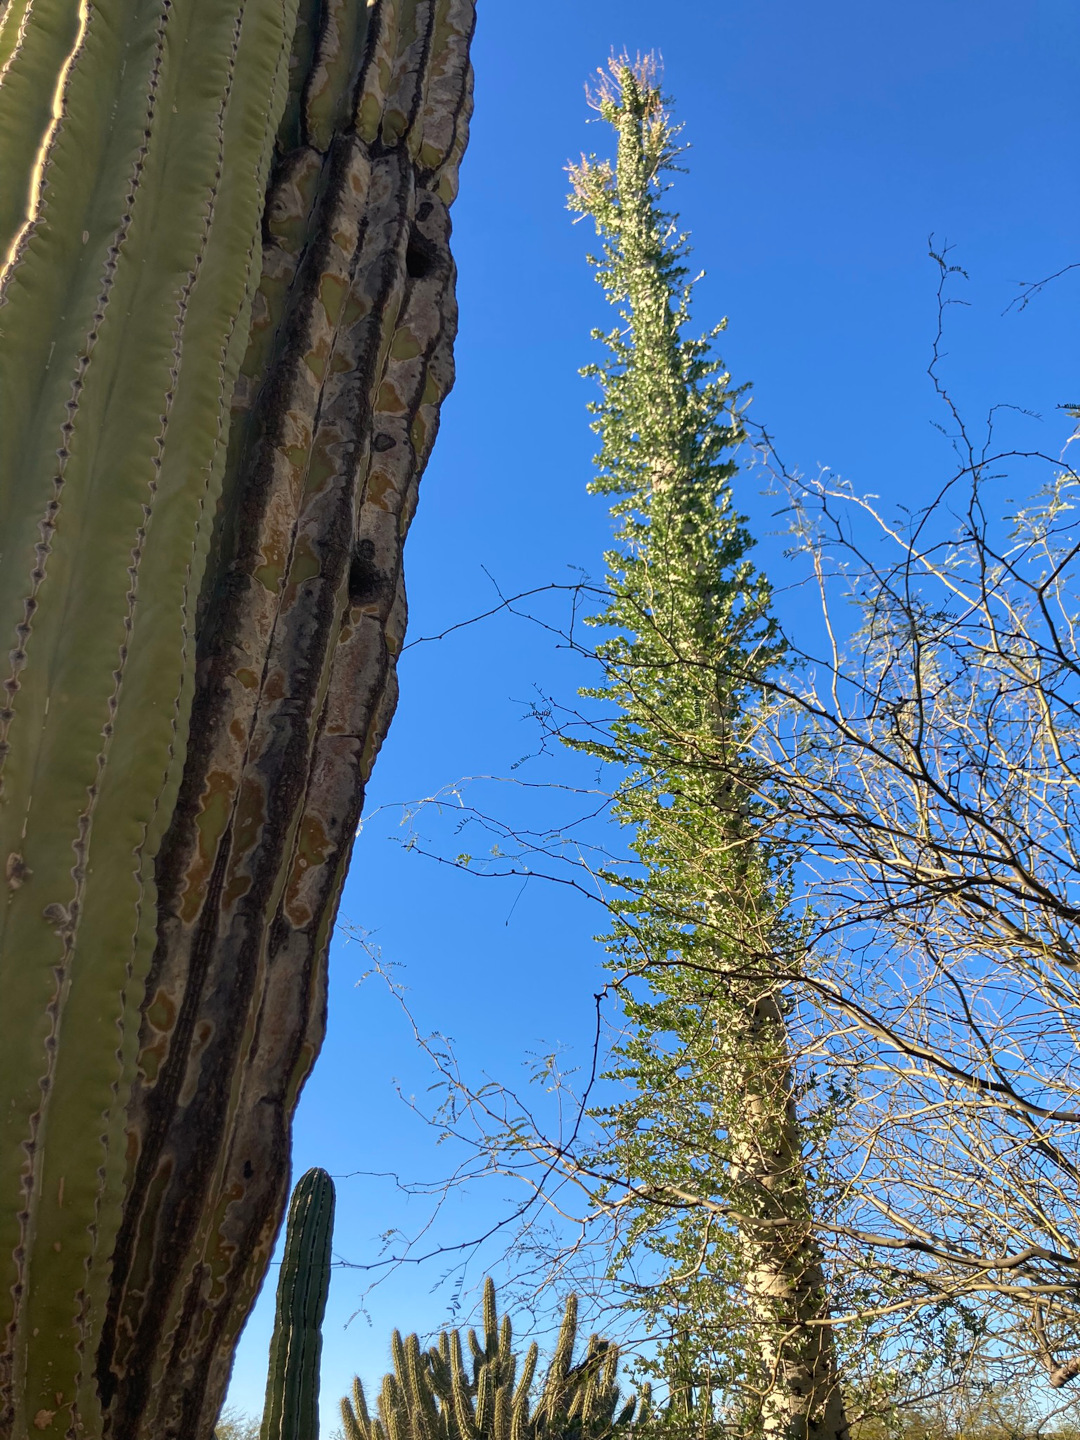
225 1 1079 1428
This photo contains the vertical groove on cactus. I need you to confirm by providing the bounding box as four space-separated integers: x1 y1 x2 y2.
341 1282 653 1440
0 0 90 284
0 0 300 1431
93 3 476 1436
0 0 474 1433
260 1167 336 1440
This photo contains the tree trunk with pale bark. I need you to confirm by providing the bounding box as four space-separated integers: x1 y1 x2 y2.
727 992 849 1440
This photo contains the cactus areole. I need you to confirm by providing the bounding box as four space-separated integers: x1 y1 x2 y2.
0 0 474 1435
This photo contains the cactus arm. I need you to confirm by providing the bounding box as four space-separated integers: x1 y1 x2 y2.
354 1377 374 1433
614 1398 636 1430
404 1334 437 1440
536 1296 578 1425
451 1351 478 1440
474 1368 494 1438
493 1385 511 1440
0 0 299 1431
342 1376 374 1440
392 1334 410 1394
90 4 475 1434
510 1343 537 1438
260 1166 336 1440
342 1392 368 1440
497 1316 513 1376
384 1374 409 1440
428 1348 453 1404
481 1278 498 1358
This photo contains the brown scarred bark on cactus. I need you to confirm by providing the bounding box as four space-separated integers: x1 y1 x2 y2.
98 5 475 1437
0 0 474 1434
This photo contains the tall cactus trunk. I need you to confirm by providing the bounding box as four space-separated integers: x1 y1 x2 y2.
0 1 474 1435
260 1168 336 1440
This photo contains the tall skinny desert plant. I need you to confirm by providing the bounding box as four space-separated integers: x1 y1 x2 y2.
260 1168 336 1440
567 58 849 1439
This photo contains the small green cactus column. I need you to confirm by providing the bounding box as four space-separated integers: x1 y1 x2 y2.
261 1168 336 1440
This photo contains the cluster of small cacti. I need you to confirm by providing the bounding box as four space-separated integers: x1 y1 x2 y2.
340 1281 652 1440
259 1168 336 1440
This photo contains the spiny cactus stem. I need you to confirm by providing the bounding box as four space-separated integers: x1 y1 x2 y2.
260 1167 335 1440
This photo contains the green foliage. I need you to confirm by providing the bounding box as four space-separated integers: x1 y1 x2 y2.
567 56 789 1041
261 1168 337 1440
566 58 846 1432
340 1280 650 1440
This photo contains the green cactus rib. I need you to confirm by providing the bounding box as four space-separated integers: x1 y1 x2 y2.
341 1281 650 1440
260 1167 335 1440
92 3 475 1436
0 0 299 1432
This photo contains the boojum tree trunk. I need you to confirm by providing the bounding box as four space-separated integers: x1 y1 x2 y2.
0 1 474 1435
723 987 850 1440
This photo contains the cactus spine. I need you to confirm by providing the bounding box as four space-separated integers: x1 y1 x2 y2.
260 1168 336 1440
341 1281 650 1440
0 0 474 1434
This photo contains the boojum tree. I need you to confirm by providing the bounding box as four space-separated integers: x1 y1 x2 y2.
566 59 849 1439
0 1 474 1435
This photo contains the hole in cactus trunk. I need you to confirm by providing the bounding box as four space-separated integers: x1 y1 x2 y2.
405 229 437 279
348 539 387 606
